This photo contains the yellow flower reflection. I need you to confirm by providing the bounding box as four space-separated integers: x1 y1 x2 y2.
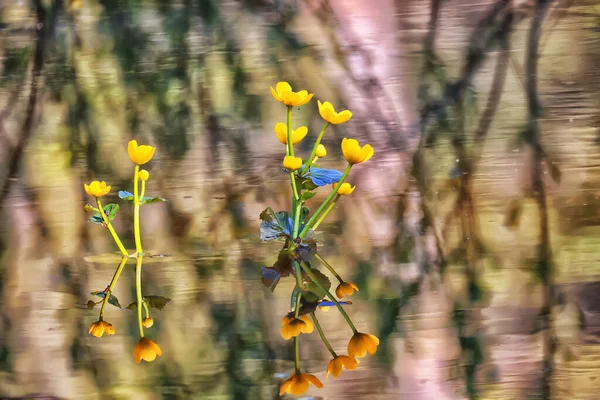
336 183 356 196
316 144 327 158
133 337 162 363
341 138 374 165
283 156 303 172
280 314 314 340
274 123 308 145
335 281 359 298
128 140 156 165
279 372 323 396
326 355 358 378
84 181 111 197
270 81 314 107
347 332 379 359
317 100 353 125
88 320 115 338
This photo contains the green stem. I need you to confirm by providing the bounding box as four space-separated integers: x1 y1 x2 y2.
139 180 146 203
292 260 304 316
292 191 302 238
314 253 343 284
133 165 143 255
293 290 302 318
143 301 150 319
300 122 330 175
99 255 129 319
311 312 337 358
96 198 128 257
299 261 357 334
311 195 340 232
135 256 144 338
294 335 300 373
299 164 352 238
290 172 300 202
286 106 294 157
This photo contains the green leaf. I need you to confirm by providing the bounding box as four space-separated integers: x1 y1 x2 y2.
302 268 331 303
300 191 315 202
103 204 119 220
88 214 104 224
141 196 166 205
300 207 310 223
126 295 171 311
91 291 123 308
259 207 292 241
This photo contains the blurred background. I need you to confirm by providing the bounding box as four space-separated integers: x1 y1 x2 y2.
1 0 600 399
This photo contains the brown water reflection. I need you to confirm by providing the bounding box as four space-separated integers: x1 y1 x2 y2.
1 0 600 399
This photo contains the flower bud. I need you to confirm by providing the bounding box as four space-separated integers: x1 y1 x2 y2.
316 144 327 158
84 204 93 212
138 169 150 181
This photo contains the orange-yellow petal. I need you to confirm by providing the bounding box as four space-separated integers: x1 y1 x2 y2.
283 156 303 172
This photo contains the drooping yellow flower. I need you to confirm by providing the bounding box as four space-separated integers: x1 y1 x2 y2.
316 144 327 158
133 337 162 363
88 320 116 338
326 355 358 378
142 317 154 328
270 81 314 107
274 123 308 145
279 372 323 396
341 138 374 165
138 169 150 181
347 332 379 359
84 181 111 197
280 314 314 340
128 140 156 165
283 156 303 172
317 100 353 125
335 281 359 298
336 183 356 196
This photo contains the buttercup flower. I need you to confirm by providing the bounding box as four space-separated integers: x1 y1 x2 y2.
341 138 374 165
275 123 308 145
326 355 358 378
88 320 116 338
84 181 111 197
138 169 150 181
283 156 303 172
280 314 314 340
128 140 156 165
270 81 314 107
347 332 379 359
142 317 154 328
316 144 327 158
336 183 356 196
317 100 353 125
279 372 323 396
134 337 162 363
335 281 359 298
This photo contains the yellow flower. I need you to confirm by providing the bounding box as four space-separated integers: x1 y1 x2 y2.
138 169 150 181
326 355 358 378
133 337 162 363
88 320 115 338
279 372 323 396
347 332 379 359
142 317 154 328
274 123 308 145
336 183 356 196
84 203 94 212
335 281 359 298
341 138 374 165
270 81 314 107
280 314 314 340
316 144 327 158
283 156 303 172
84 181 111 197
128 140 156 165
317 100 353 125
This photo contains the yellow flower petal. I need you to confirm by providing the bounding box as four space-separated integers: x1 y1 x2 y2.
274 122 288 144
316 144 327 158
276 81 292 97
336 183 356 196
291 126 308 145
128 139 156 165
283 156 302 172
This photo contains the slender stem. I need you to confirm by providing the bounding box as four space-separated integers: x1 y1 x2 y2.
299 261 357 334
293 260 304 315
300 122 330 175
96 198 128 257
135 256 144 338
99 255 129 318
292 190 302 238
139 180 146 203
294 336 300 373
290 172 300 202
133 165 143 255
286 106 294 157
314 253 343 284
311 312 337 358
143 301 150 319
299 164 352 238
311 195 340 232
293 290 302 318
